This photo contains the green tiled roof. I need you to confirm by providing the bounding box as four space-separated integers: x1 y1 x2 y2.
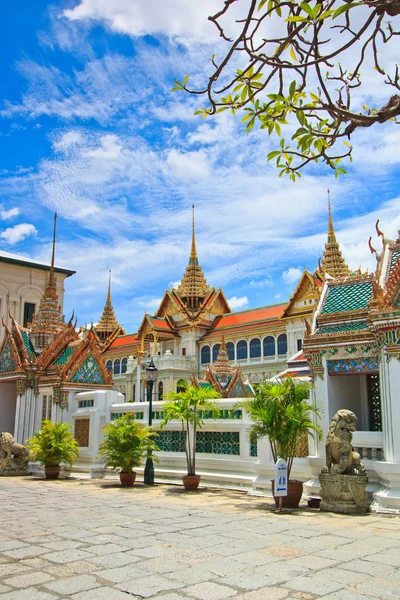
53 347 74 365
21 331 36 360
316 322 369 335
390 249 400 273
321 282 373 314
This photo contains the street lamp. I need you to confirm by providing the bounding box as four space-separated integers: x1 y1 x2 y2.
144 358 158 485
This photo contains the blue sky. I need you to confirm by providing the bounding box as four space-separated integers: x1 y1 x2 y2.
1 1 400 332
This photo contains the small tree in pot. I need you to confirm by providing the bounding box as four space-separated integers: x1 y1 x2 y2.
99 414 158 486
240 377 323 508
27 420 79 479
161 383 221 490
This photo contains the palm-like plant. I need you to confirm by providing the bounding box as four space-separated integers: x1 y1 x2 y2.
240 377 323 479
161 383 221 477
27 421 79 467
99 414 158 474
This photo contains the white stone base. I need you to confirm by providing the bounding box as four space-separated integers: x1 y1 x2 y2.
371 461 400 514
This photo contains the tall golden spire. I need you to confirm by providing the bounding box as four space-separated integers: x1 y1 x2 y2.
177 205 210 310
30 212 65 351
96 270 123 338
321 190 351 278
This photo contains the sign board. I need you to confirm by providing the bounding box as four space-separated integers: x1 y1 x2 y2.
274 457 288 497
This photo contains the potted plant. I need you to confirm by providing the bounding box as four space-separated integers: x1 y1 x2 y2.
27 420 79 480
161 383 221 490
99 413 158 486
240 377 323 508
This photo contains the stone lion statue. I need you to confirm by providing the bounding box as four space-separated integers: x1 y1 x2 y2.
322 409 366 476
0 432 30 473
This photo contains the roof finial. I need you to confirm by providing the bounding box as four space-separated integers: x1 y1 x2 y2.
45 212 58 298
51 212 57 272
107 269 112 303
327 189 335 242
190 203 198 264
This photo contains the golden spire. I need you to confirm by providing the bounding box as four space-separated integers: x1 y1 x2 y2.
30 212 65 351
96 270 123 337
212 336 233 377
177 204 210 309
321 190 351 278
327 189 335 244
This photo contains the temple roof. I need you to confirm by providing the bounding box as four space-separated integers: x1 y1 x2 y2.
176 205 211 304
320 192 351 278
96 271 125 336
29 214 67 348
321 279 373 315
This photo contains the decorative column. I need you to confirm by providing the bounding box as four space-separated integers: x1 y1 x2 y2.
372 347 400 512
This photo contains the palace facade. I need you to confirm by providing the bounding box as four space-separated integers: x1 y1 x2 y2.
102 207 328 401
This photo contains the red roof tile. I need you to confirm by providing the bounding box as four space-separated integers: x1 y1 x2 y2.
151 318 173 330
110 334 139 348
213 304 286 329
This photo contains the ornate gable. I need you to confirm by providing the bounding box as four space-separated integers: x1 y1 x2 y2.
281 270 321 320
155 291 183 319
62 330 112 387
0 336 20 373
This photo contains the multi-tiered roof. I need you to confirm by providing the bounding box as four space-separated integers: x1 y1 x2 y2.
94 271 125 350
321 191 351 278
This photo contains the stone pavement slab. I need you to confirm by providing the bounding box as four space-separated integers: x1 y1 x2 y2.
1 477 400 600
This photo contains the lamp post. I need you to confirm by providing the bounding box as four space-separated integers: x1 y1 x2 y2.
144 358 158 485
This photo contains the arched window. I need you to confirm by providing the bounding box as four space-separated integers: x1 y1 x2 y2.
296 337 303 351
177 379 187 393
237 340 248 360
201 346 210 364
121 358 127 374
277 334 288 355
158 381 164 401
212 344 220 362
226 342 234 361
263 336 275 357
250 338 261 358
106 360 112 373
113 359 120 375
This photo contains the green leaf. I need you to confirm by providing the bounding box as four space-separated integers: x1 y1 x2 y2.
258 0 268 11
267 150 281 161
333 3 361 19
289 80 296 99
290 46 297 62
286 16 308 22
183 75 189 86
300 2 313 18
297 110 306 125
318 9 334 20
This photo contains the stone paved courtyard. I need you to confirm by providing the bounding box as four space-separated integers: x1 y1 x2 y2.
0 478 399 600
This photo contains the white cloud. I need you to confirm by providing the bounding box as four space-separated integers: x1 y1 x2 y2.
228 296 249 310
249 278 273 288
0 223 37 244
136 297 162 313
282 267 303 284
53 131 83 152
0 206 20 220
63 0 227 44
166 149 210 180
84 134 122 159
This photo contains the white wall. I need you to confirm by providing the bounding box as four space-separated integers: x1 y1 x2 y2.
0 382 16 433
328 375 365 424
0 259 70 340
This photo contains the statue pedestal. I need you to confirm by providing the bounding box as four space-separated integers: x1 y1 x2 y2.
0 457 29 477
319 472 369 514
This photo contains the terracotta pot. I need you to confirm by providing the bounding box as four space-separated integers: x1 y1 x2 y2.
272 480 303 508
182 475 201 490
45 465 60 480
120 471 136 487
